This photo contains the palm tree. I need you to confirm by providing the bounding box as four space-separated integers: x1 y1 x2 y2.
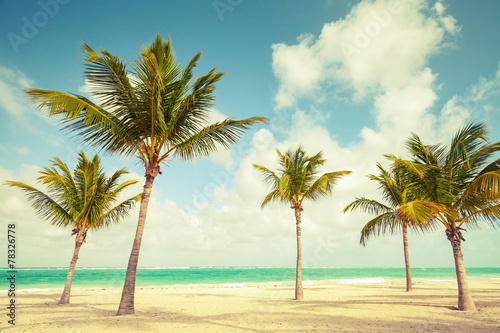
393 123 500 311
343 161 433 292
5 151 140 304
254 146 351 300
24 34 267 315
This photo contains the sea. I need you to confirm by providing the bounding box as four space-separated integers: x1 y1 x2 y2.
2 267 500 292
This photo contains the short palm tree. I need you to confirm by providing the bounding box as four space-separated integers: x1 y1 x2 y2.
343 161 434 292
393 123 500 311
254 146 351 300
24 34 267 315
4 151 140 304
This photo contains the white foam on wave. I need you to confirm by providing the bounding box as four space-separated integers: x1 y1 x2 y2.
1 288 52 292
302 280 314 286
338 277 385 285
427 279 453 282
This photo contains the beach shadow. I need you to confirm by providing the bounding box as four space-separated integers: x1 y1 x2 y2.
6 287 499 332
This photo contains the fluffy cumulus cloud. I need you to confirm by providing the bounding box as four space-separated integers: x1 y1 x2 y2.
3 0 500 270
273 0 460 108
271 0 472 158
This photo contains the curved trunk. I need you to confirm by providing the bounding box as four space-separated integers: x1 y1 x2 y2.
58 229 85 304
447 228 476 311
117 173 156 315
402 224 412 292
294 206 303 301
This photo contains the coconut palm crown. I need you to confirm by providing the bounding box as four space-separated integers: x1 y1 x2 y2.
24 34 267 315
393 122 500 311
254 146 351 300
5 151 140 304
343 161 437 292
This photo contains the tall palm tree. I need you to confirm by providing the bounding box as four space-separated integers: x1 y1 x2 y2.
24 34 267 315
343 161 434 292
254 146 351 300
393 123 500 311
5 151 140 304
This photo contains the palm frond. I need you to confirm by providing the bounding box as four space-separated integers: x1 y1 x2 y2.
462 170 500 200
343 197 392 215
257 146 350 210
93 194 141 229
260 189 283 209
304 170 352 201
360 212 398 246
173 117 267 160
447 123 487 167
253 164 280 190
26 34 266 175
279 173 293 201
395 200 446 227
81 42 135 108
459 201 500 228
4 181 72 227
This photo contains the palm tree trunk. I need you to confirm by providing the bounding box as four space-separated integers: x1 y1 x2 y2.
402 224 412 292
58 229 85 304
294 206 304 301
446 228 476 311
117 173 156 315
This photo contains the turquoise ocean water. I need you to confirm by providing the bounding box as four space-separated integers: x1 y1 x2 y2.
3 267 499 291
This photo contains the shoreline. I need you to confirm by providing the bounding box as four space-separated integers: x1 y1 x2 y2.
3 280 499 332
8 274 500 293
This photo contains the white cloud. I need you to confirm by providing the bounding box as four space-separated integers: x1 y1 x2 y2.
0 66 34 116
434 61 500 141
469 62 500 102
77 78 92 95
16 147 30 155
2 0 499 270
272 34 324 109
272 0 460 109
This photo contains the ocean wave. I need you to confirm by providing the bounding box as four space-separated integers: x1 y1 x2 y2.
0 288 52 292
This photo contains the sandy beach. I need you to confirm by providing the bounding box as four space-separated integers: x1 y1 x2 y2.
2 280 499 332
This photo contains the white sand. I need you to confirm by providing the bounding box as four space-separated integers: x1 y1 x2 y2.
3 280 500 332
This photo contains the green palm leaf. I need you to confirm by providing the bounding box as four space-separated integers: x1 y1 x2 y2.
24 34 267 315
343 197 392 216
4 151 140 231
360 212 398 246
255 146 350 208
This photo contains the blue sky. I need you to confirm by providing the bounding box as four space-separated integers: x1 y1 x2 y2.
1 0 500 269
